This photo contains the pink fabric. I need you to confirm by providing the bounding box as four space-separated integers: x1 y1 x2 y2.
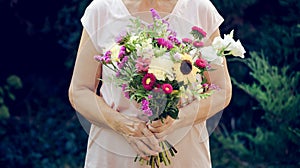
80 0 224 167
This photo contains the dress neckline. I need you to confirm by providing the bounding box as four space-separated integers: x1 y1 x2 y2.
118 0 181 24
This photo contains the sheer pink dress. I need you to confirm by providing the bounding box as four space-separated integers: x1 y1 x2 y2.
79 0 223 167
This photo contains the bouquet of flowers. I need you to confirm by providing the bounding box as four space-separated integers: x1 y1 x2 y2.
94 8 245 168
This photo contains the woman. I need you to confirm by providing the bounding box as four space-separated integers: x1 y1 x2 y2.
68 0 232 167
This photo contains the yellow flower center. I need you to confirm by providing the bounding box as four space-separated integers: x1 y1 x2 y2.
146 78 151 84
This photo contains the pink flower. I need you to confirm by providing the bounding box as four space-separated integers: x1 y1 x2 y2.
195 58 208 69
193 41 204 48
192 26 207 37
162 84 173 94
182 38 192 44
142 73 156 91
135 57 151 72
202 83 209 88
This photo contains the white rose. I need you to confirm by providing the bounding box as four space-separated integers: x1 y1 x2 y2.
148 55 174 81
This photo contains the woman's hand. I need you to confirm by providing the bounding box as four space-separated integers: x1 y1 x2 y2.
109 113 161 159
147 116 175 140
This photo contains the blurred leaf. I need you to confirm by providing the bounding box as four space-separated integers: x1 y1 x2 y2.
7 92 16 101
0 87 3 96
0 105 10 119
6 75 22 90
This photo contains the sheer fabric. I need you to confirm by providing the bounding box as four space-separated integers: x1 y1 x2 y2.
78 0 224 167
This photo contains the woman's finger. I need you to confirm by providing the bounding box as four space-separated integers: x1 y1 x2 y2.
148 124 166 133
135 140 158 156
149 116 174 128
141 127 161 152
129 140 148 159
154 129 170 140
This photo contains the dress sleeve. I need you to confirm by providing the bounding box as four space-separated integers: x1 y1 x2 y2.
81 0 106 52
197 0 224 39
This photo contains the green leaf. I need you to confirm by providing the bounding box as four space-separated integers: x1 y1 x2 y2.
0 87 3 96
0 105 10 119
6 75 22 89
8 92 16 101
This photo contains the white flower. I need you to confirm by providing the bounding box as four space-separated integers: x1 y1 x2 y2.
211 30 246 59
230 40 246 58
148 55 174 81
110 44 121 62
136 38 154 58
129 35 139 43
200 46 224 65
212 36 226 50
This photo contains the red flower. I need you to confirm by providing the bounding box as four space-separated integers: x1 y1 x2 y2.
195 58 208 69
142 73 156 90
162 84 173 94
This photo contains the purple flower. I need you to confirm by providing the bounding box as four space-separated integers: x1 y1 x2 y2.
122 56 129 63
116 71 121 77
94 55 102 62
150 8 160 20
167 28 176 36
118 46 126 59
209 84 220 90
117 62 124 69
115 31 127 43
122 84 130 99
163 19 170 27
156 38 174 50
141 99 153 116
94 51 111 64
168 35 181 46
122 84 127 91
174 53 181 61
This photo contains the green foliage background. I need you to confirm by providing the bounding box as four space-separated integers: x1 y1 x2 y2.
0 0 299 167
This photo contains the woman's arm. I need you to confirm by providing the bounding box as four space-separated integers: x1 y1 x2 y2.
68 29 161 156
68 29 121 128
